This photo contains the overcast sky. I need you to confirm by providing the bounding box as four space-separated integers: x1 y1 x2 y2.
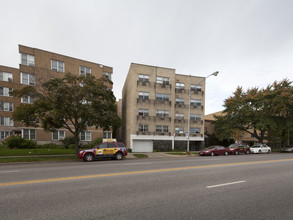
1 0 292 114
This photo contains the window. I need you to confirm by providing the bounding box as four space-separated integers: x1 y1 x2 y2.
21 96 34 104
22 129 36 140
0 102 13 112
0 117 14 126
21 53 35 66
52 130 65 140
103 132 112 139
138 92 149 99
190 99 201 106
176 83 185 90
103 72 112 80
156 76 169 85
138 109 149 116
156 110 169 117
156 125 168 132
191 84 202 92
0 72 13 82
190 127 201 134
21 73 35 85
0 131 12 140
80 66 91 75
138 125 148 132
0 87 13 97
190 114 201 120
139 74 149 82
156 93 169 101
175 113 184 120
81 131 91 141
51 60 64 72
175 98 184 105
175 127 184 134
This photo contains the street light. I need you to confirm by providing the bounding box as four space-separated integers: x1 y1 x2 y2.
187 71 219 154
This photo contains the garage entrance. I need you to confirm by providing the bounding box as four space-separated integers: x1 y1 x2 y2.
132 140 153 152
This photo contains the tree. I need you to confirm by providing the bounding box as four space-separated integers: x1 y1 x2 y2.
214 79 293 144
12 73 121 156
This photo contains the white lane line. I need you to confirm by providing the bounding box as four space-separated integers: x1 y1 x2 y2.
207 180 246 188
0 170 19 174
0 170 20 174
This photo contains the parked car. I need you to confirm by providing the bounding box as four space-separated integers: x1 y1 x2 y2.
78 142 128 162
280 145 293 153
199 145 229 156
228 143 250 155
250 144 271 154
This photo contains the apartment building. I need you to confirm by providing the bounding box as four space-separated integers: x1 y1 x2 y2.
205 111 259 145
0 45 113 144
120 63 206 152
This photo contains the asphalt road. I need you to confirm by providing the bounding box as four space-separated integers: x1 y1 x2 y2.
1 153 293 220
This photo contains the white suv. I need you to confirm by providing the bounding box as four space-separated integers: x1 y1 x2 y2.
250 144 271 154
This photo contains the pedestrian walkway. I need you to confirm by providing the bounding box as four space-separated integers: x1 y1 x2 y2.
127 152 197 159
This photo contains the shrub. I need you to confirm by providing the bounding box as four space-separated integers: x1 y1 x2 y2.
4 135 37 149
87 138 103 148
37 143 61 149
62 136 75 148
127 148 132 153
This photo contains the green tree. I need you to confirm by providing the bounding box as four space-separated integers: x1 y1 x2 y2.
214 79 293 144
12 73 121 156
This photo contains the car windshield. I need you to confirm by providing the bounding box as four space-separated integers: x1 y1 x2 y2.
229 144 238 148
251 145 260 148
205 146 216 150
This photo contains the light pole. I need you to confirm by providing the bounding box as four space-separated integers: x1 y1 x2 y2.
187 71 219 154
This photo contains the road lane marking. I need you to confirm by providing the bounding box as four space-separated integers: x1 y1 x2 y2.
1 158 293 187
0 170 19 174
207 180 246 188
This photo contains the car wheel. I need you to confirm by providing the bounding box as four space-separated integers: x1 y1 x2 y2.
115 152 124 160
211 152 215 156
246 150 250 154
259 150 261 154
267 150 271 154
235 150 239 155
224 151 229 156
84 153 94 162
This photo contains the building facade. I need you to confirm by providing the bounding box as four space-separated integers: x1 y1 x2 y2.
205 111 260 145
120 63 206 152
0 45 113 144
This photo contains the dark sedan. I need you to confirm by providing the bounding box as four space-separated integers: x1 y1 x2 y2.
199 145 229 156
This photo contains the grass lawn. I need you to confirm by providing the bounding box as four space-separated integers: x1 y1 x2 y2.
0 148 77 156
0 156 78 163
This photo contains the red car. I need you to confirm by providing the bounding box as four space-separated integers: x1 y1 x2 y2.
199 145 229 156
78 142 128 162
228 143 250 155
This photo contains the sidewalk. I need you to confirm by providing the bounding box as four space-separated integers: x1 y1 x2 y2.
127 152 197 159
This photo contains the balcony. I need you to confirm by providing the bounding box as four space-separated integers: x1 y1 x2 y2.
136 131 151 135
175 88 186 94
155 116 171 121
137 80 151 87
154 100 171 106
175 103 186 108
137 115 151 120
174 118 187 123
190 119 203 124
155 83 172 89
137 98 151 104
153 132 171 136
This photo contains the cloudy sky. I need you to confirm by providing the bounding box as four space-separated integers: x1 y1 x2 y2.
1 0 292 114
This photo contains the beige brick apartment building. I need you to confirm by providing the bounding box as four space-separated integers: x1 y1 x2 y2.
120 63 206 152
0 45 113 144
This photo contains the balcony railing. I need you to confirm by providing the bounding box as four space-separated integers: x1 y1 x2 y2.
154 100 172 106
155 116 171 121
